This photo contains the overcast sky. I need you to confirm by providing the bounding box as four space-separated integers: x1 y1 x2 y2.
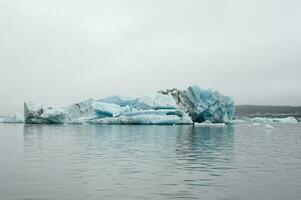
0 0 301 114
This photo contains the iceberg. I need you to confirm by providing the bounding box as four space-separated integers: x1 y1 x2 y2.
23 85 235 125
249 117 298 124
0 112 24 123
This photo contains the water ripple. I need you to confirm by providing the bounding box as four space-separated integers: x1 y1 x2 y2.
0 124 301 199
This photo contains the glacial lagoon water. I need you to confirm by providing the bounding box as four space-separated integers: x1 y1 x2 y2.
0 123 301 200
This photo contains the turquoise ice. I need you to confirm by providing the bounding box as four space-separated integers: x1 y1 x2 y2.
23 85 235 124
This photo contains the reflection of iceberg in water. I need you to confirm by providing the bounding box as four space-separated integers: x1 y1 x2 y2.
174 126 235 191
175 126 235 167
22 124 235 199
22 125 234 162
22 125 235 162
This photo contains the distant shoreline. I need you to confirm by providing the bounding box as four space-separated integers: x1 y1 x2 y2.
235 105 301 120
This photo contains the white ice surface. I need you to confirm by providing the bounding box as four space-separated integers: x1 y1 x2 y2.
22 85 236 125
0 112 24 123
250 117 298 124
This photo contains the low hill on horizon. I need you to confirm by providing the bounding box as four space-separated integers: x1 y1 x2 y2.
235 105 301 120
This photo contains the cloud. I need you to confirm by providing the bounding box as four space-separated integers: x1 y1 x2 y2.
0 0 301 113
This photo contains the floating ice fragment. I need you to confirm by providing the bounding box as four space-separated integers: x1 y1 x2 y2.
264 124 275 129
250 117 298 124
194 120 226 127
228 119 247 124
0 112 24 123
252 122 261 126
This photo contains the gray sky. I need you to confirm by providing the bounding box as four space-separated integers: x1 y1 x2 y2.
1 0 301 114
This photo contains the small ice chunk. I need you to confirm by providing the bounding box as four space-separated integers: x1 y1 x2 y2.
252 122 260 126
0 112 24 123
265 124 275 129
194 120 226 127
229 119 246 124
250 117 298 124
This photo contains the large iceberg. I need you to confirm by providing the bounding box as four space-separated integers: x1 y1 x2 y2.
23 85 235 125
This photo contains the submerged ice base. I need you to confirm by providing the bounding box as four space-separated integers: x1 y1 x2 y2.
23 85 235 125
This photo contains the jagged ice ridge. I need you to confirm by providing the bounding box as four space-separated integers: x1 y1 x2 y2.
23 85 235 125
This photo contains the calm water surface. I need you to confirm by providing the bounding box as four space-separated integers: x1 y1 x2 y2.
0 123 301 200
